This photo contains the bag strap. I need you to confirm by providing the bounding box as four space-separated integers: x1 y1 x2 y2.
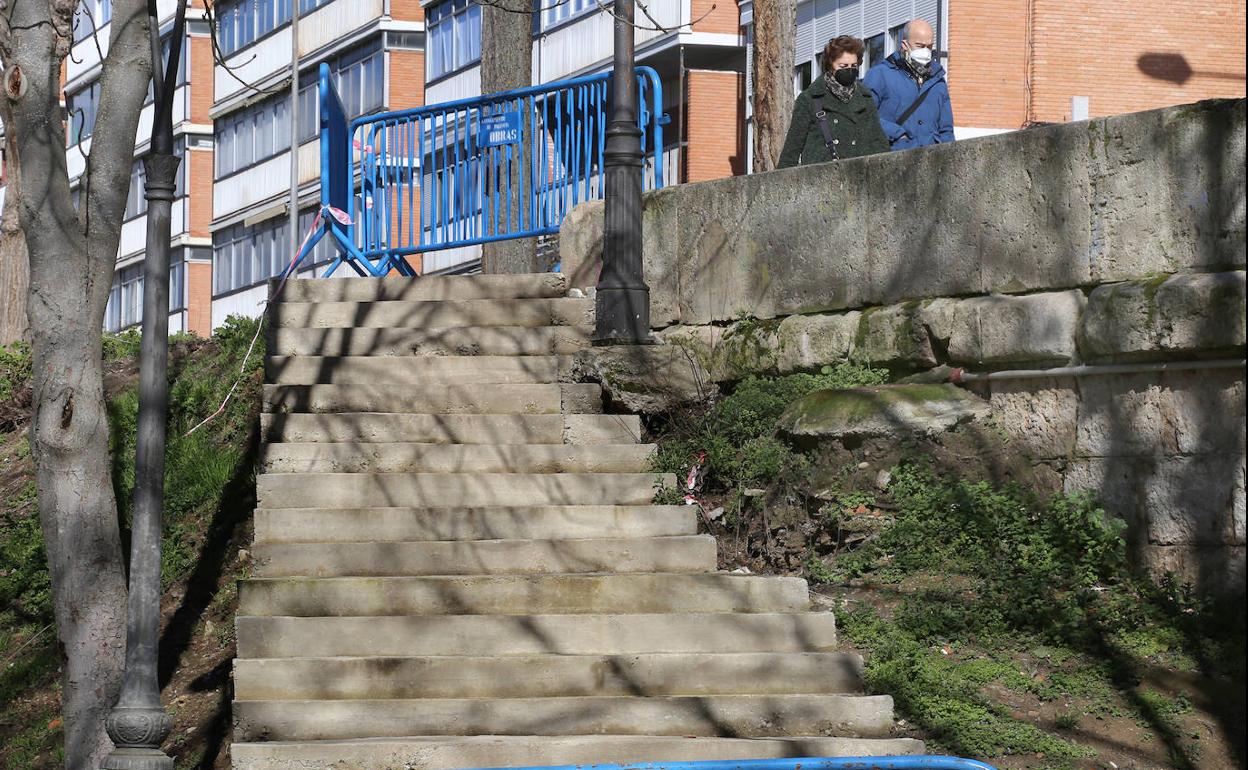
812 96 840 161
896 84 934 127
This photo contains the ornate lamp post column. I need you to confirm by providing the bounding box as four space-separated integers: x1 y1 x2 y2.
594 0 651 344
101 0 185 767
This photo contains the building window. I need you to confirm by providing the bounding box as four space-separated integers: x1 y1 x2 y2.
865 33 886 70
105 264 143 331
794 61 813 94
427 0 481 80
72 0 111 44
216 0 328 57
889 24 905 56
214 93 292 178
540 0 592 29
298 42 385 142
213 209 337 296
145 35 190 105
67 80 101 147
104 253 188 332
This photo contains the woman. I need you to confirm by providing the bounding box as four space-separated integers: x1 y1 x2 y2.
777 35 890 168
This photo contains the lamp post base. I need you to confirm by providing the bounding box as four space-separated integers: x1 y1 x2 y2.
593 285 653 345
101 748 174 770
102 705 173 770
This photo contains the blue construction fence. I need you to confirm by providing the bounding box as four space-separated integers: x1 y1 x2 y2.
303 62 670 277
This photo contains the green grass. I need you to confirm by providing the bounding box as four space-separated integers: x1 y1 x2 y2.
0 317 264 767
822 462 1243 763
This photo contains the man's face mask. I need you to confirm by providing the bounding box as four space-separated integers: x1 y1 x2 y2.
906 46 933 68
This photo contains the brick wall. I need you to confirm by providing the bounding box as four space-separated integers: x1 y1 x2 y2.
189 34 215 125
946 0 1030 129
388 49 427 112
692 0 742 35
389 0 425 22
186 260 213 336
684 69 745 183
948 0 1246 129
187 147 214 239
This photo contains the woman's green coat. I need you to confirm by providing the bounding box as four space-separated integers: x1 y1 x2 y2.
777 78 890 168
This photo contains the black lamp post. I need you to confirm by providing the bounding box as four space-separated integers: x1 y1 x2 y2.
593 0 651 344
101 0 185 767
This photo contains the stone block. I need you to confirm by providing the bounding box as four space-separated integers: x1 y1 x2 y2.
1078 280 1158 361
775 312 861 374
852 304 936 369
570 344 717 414
672 164 869 325
1141 544 1246 597
1075 373 1176 457
1163 369 1247 456
1080 271 1246 360
559 201 603 291
1088 99 1246 282
986 377 1078 459
1154 271 1246 353
1064 455 1244 547
707 319 782 381
1076 369 1246 458
922 291 1084 366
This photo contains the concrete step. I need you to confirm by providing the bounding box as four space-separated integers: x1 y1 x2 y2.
260 443 655 474
265 355 573 385
233 694 897 741
271 298 593 329
231 735 925 770
263 384 602 416
251 535 718 577
269 325 594 357
253 505 697 544
256 472 675 509
260 413 642 445
238 574 811 617
236 612 838 658
277 273 568 303
233 652 866 700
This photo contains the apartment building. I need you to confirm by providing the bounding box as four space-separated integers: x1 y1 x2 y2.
63 0 217 335
206 0 426 326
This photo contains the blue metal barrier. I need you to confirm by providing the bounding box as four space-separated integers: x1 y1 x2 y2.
308 62 669 277
461 757 998 770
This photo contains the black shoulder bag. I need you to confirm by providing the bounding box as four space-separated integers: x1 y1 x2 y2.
895 84 934 130
812 96 840 161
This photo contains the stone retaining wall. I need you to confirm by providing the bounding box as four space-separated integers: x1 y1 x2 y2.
560 98 1247 595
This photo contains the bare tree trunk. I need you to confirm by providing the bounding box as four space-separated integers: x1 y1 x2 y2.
2 0 151 766
479 0 537 273
751 0 796 173
0 100 28 345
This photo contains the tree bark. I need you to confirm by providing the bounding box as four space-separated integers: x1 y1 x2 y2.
478 0 537 274
0 98 28 345
2 0 151 766
751 0 796 173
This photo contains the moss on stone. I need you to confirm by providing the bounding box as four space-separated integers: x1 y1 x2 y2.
780 383 981 437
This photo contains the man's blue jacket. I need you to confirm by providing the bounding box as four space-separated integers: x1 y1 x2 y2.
863 53 955 150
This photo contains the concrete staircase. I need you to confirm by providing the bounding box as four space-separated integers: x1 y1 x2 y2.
231 273 922 770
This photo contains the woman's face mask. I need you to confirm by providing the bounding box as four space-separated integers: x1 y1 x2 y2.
833 66 859 87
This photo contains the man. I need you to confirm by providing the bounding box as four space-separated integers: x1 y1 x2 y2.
863 19 955 150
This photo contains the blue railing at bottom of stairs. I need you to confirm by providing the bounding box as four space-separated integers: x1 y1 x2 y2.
461 756 999 770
